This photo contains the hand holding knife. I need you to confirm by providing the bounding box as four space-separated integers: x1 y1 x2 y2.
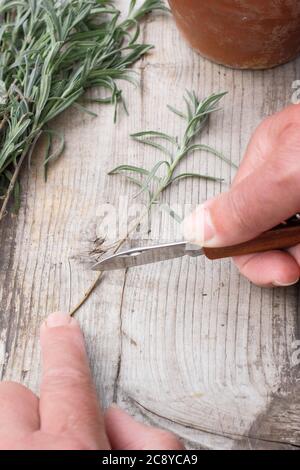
92 218 300 272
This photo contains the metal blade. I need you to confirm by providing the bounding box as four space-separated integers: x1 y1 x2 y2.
92 241 203 271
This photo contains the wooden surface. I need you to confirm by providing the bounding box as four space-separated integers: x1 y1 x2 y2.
0 0 300 450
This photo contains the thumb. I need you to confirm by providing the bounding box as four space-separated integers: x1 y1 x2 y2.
182 159 300 247
105 405 184 450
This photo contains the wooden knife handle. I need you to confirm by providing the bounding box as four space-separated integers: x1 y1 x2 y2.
203 224 300 260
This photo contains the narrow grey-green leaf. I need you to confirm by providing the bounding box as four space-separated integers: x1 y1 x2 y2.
170 172 223 185
186 144 238 169
43 129 65 165
131 130 179 147
131 135 174 159
167 104 187 120
0 79 7 105
108 165 150 177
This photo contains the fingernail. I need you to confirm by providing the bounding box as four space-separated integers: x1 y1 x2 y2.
182 204 216 247
106 403 122 415
273 278 299 287
46 312 76 328
110 403 120 409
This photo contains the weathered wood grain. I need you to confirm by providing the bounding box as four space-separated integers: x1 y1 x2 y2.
0 0 300 450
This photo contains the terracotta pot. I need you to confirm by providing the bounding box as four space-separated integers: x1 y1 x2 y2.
168 0 300 69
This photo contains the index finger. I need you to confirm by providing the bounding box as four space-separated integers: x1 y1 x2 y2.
39 312 109 450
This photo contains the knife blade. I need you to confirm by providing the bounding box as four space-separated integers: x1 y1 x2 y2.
92 241 203 271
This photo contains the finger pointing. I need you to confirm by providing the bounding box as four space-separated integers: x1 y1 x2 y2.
39 312 109 450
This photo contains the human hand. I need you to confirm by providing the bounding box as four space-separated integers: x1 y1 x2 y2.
0 312 184 450
183 103 300 287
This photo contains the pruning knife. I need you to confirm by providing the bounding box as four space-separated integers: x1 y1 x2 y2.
92 218 300 272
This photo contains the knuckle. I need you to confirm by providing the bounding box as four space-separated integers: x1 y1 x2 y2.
279 120 300 143
42 366 93 391
227 190 254 234
269 154 300 193
274 108 300 151
260 105 300 147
